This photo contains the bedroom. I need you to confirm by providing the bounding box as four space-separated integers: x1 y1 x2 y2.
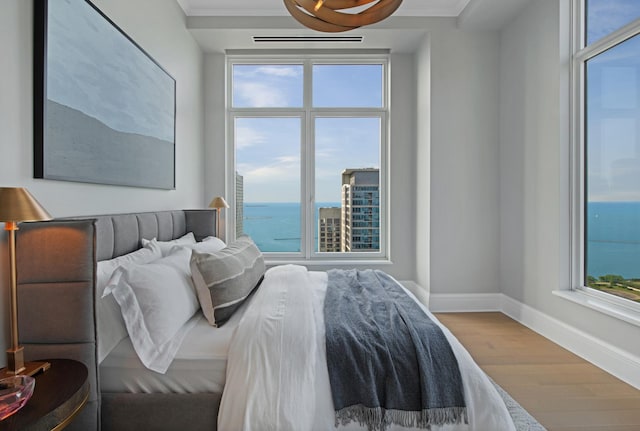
0 0 639 429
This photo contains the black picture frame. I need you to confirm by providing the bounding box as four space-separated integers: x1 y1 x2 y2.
34 0 176 190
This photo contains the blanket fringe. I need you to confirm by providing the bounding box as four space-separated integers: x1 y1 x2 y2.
335 406 469 431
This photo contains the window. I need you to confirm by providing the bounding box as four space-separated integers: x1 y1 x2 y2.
227 56 388 261
573 0 640 304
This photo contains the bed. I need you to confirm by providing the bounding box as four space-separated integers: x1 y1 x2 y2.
15 209 516 431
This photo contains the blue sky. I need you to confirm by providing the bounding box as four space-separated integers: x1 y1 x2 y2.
586 0 640 202
586 0 640 45
234 64 382 203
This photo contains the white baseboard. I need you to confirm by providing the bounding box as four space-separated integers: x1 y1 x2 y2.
429 293 503 312
429 292 640 390
500 295 640 390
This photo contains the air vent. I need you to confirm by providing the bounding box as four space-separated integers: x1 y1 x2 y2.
253 36 363 43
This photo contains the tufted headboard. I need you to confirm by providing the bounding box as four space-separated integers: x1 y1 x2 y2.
14 209 216 430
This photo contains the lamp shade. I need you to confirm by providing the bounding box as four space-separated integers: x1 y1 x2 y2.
0 187 52 378
0 188 52 223
208 196 229 210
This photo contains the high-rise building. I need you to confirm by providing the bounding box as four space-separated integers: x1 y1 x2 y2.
318 207 341 252
235 171 244 238
341 168 380 252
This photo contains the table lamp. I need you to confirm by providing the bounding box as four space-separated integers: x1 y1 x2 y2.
0 187 52 377
208 196 229 237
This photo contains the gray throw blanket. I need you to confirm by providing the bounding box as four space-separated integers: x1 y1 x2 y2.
324 269 468 431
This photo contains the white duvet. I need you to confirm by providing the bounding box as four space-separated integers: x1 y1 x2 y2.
218 265 516 431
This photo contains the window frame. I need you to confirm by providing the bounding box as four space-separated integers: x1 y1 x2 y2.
226 54 390 263
570 0 640 314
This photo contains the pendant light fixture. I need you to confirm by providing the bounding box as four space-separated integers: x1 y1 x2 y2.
283 0 403 33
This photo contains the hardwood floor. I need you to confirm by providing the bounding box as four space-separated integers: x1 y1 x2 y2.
435 312 640 431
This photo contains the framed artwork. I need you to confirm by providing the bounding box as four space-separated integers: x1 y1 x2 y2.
34 0 176 189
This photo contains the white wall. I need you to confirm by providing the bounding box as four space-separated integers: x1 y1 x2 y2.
203 54 227 218
416 21 501 296
0 0 204 367
499 0 640 359
415 37 431 296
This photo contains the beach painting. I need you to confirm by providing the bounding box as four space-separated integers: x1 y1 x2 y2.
34 0 176 189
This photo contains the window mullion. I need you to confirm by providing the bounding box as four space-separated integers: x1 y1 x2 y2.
306 111 316 258
576 17 640 63
572 0 589 291
570 0 585 289
302 59 313 258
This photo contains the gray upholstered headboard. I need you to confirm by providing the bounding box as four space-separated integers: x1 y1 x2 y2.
14 209 216 431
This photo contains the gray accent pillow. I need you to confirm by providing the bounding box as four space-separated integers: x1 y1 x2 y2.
190 236 265 327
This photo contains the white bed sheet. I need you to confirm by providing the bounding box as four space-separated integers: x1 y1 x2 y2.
100 308 244 394
219 265 517 431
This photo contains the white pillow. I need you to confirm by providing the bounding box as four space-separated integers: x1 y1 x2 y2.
169 236 226 255
103 248 200 373
202 235 225 243
96 243 162 363
141 232 196 256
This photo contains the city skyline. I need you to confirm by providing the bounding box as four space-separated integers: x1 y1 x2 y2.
239 168 380 253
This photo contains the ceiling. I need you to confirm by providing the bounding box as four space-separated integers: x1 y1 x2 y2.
177 0 531 53
176 0 473 17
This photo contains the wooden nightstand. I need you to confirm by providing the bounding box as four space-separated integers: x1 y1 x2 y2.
0 359 89 431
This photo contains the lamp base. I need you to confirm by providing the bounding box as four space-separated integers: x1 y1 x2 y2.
1 347 50 378
0 361 51 378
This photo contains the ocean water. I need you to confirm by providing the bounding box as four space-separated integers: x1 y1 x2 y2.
587 201 640 279
242 202 340 252
244 201 640 278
